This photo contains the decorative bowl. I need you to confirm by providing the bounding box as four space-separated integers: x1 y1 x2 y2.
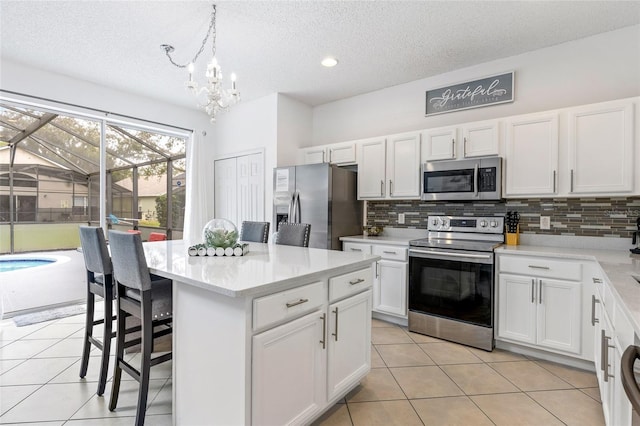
202 219 238 248
364 226 383 236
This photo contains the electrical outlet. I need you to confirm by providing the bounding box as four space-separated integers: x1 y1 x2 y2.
540 216 551 230
398 213 405 224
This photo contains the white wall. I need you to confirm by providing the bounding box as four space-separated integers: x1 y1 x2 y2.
276 94 312 167
211 93 278 224
312 25 640 144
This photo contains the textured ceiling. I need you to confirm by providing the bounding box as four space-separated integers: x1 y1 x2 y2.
1 1 639 110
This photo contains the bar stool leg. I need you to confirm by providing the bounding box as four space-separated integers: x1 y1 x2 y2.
97 282 113 396
79 275 94 379
109 297 126 412
135 298 153 426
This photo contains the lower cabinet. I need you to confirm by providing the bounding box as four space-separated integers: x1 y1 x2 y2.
252 310 326 425
251 269 372 425
498 274 581 354
343 241 408 319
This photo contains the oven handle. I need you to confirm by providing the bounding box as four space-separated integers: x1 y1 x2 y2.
409 248 493 264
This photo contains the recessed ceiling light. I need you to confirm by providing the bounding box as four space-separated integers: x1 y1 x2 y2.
321 57 338 67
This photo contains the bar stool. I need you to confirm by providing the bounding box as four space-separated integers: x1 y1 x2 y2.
240 221 270 243
107 230 173 426
78 226 115 396
275 222 311 247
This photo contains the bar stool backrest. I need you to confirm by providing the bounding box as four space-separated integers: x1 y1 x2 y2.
108 230 152 292
79 226 112 276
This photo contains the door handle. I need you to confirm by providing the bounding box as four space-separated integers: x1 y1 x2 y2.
528 265 550 270
464 137 467 156
591 295 600 326
452 138 455 156
570 169 574 192
473 163 479 197
539 280 543 304
389 180 393 195
320 313 326 349
531 279 535 304
288 193 295 222
380 180 384 196
331 307 339 341
603 331 615 382
553 170 557 193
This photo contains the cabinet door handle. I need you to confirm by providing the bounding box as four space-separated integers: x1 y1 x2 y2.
463 137 467 156
603 331 615 381
331 307 339 341
320 313 326 349
389 180 393 195
349 278 365 285
328 150 331 163
531 279 535 304
286 298 309 308
570 169 574 192
383 251 397 255
375 262 380 279
601 329 607 373
528 265 550 270
591 295 600 326
322 151 325 163
350 248 362 252
593 277 603 284
539 280 543 304
451 138 455 156
553 170 557 193
380 180 384 196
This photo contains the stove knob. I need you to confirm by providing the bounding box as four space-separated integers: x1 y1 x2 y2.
490 220 498 228
441 219 449 228
431 217 440 226
479 220 488 228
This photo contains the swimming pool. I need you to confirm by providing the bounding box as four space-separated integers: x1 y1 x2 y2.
0 258 56 272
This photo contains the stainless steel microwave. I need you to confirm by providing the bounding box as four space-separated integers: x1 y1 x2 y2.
421 157 502 201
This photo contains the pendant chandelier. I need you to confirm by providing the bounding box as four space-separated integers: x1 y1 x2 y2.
161 4 240 123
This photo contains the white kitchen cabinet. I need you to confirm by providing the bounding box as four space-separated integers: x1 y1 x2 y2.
461 120 500 158
327 289 372 401
386 132 421 198
343 241 409 320
357 138 387 199
568 99 634 195
252 309 326 426
421 120 499 162
300 142 357 165
252 266 373 426
504 112 559 196
357 133 420 200
421 126 457 161
497 255 585 356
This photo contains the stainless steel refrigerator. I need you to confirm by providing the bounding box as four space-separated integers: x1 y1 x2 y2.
273 163 362 250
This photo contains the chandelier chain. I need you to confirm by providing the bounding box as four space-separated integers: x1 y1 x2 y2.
164 4 217 69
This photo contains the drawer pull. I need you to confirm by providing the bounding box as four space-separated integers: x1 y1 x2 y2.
285 298 309 308
383 251 397 255
528 265 550 270
350 248 362 252
320 313 326 349
593 277 603 284
349 278 365 285
332 307 339 341
591 295 600 326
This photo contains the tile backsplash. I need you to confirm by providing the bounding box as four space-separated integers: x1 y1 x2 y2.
366 197 640 238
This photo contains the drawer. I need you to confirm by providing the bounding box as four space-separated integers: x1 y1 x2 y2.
329 267 373 302
343 242 372 254
499 255 582 281
253 281 326 330
372 245 408 261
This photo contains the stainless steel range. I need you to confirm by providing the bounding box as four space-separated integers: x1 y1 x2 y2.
408 215 504 351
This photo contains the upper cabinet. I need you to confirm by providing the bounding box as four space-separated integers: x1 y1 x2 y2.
421 120 500 162
568 99 635 195
299 141 356 165
504 112 559 196
357 132 421 200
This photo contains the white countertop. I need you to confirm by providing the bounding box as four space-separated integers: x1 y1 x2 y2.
143 240 379 298
497 244 640 335
340 235 414 246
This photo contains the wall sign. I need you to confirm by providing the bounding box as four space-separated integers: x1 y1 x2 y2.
425 72 514 116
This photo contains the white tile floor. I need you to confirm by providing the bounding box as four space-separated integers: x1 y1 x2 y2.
1 305 606 425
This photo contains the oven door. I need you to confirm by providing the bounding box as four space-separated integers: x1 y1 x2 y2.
409 248 494 327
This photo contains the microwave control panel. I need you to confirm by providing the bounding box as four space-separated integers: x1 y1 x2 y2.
478 167 497 192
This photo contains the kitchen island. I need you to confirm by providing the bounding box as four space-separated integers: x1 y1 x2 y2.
143 240 379 425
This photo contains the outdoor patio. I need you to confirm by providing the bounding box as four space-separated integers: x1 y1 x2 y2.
0 249 86 319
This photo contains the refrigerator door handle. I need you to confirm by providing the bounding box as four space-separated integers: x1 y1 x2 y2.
294 192 301 223
288 193 295 223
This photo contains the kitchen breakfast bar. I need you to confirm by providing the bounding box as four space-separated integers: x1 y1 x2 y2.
142 240 379 425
